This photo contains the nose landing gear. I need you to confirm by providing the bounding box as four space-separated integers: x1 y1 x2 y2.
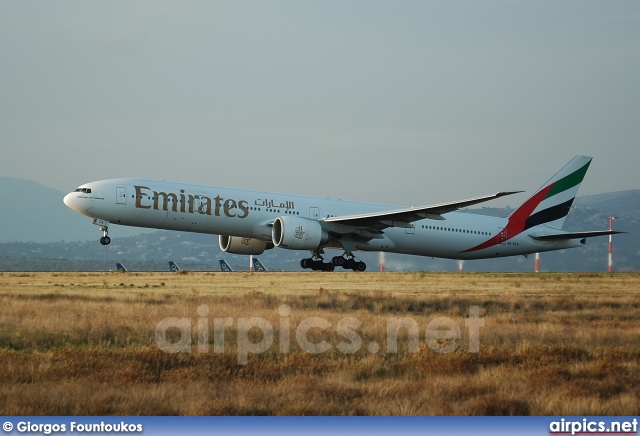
93 219 111 245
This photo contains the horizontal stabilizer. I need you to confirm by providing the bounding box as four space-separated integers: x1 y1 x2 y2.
529 230 625 241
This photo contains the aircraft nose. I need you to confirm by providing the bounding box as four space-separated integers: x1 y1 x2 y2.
64 190 96 217
64 191 84 213
63 192 75 209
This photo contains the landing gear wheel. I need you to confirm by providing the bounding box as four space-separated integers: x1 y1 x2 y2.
331 256 346 266
310 260 326 271
343 258 355 270
335 251 366 271
97 221 110 245
322 263 335 272
300 250 335 272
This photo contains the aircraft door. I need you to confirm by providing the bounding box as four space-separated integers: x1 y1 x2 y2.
309 207 320 219
405 224 415 235
116 187 127 205
498 227 507 244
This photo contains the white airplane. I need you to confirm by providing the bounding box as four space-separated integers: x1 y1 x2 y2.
64 156 621 272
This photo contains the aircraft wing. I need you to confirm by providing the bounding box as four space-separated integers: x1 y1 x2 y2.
322 191 522 233
529 230 625 241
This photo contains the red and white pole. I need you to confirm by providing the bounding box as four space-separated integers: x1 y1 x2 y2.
608 216 617 273
379 252 385 272
250 254 254 272
457 259 464 273
534 252 540 273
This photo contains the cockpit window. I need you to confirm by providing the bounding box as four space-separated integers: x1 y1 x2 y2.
74 188 92 194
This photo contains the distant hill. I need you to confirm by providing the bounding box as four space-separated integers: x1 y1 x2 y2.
0 177 151 243
574 190 640 217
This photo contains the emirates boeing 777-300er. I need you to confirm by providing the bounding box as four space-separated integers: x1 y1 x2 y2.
63 155 621 271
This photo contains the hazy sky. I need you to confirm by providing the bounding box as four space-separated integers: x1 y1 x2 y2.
1 1 639 208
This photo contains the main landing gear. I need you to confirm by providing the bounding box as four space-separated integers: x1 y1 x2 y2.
330 254 366 272
300 250 335 272
300 250 367 272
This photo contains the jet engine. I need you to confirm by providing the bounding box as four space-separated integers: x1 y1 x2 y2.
219 235 272 255
272 216 329 250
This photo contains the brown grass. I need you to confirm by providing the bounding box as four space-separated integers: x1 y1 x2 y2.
0 271 639 415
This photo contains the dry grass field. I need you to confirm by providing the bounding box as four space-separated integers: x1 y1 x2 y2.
0 271 639 415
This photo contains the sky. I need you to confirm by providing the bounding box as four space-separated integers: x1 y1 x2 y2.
1 1 639 209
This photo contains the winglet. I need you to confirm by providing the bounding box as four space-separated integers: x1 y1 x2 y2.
498 191 525 197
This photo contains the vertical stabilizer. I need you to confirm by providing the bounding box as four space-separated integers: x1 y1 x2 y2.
219 260 234 272
509 155 592 230
463 156 593 254
253 257 267 272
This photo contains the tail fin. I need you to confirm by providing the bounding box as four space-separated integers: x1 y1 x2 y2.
168 261 181 272
219 260 234 272
509 155 592 230
253 257 267 272
116 263 127 273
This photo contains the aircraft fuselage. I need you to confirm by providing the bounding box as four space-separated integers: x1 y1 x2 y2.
63 178 580 261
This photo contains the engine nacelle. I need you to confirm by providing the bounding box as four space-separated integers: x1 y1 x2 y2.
272 216 329 250
219 235 272 255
